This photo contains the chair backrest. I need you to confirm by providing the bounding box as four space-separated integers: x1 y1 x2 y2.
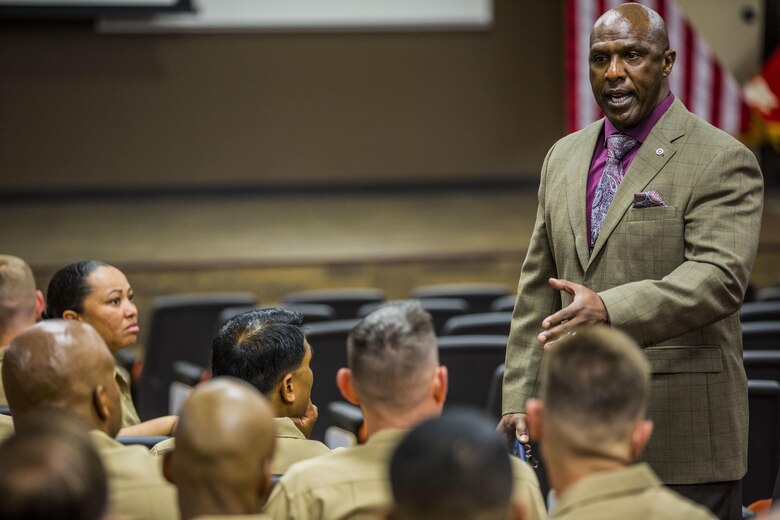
410 283 511 314
441 312 512 336
742 321 780 350
486 363 505 420
437 335 507 411
283 288 385 319
744 380 780 506
357 298 470 336
215 303 338 333
303 319 360 441
489 294 517 312
757 286 780 302
741 301 780 323
136 292 257 420
743 351 780 383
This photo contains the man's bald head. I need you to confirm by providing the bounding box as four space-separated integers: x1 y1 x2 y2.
170 377 276 518
592 3 669 50
0 255 42 344
2 320 121 437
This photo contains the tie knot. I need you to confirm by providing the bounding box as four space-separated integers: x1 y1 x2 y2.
606 134 638 161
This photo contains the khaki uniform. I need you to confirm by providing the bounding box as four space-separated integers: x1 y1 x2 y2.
0 345 8 407
0 412 13 442
90 429 179 520
150 417 330 476
551 463 716 520
263 428 547 520
116 365 142 427
193 516 271 519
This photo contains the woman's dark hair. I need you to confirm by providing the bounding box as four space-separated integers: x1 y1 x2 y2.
44 261 108 320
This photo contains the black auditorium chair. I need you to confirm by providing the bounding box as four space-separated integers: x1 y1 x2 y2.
410 283 512 314
357 298 470 336
742 322 780 350
441 312 512 337
215 303 337 331
743 351 780 383
757 286 780 302
437 335 507 411
0 406 10 416
283 288 385 320
490 294 517 312
740 301 780 323
136 292 257 421
303 319 361 442
116 435 170 450
743 380 780 506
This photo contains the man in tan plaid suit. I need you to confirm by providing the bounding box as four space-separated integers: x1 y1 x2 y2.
499 4 763 520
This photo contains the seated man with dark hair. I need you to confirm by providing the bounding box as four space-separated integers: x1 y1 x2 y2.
2 320 179 520
165 377 276 520
388 409 525 520
0 410 109 520
264 301 546 520
154 308 328 474
525 326 715 519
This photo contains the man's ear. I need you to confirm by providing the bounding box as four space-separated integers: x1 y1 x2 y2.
663 49 676 77
336 368 360 405
432 365 448 405
257 458 274 507
62 309 80 321
162 451 175 484
630 419 654 460
525 398 543 442
279 373 295 405
93 385 110 421
33 290 45 320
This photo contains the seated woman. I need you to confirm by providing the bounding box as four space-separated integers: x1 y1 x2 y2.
45 261 177 437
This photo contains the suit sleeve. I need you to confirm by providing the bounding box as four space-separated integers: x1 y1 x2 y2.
598 144 763 346
502 145 562 414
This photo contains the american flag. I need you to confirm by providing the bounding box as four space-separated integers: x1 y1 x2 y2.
565 0 749 136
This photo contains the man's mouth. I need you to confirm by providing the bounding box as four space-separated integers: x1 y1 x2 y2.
606 92 633 107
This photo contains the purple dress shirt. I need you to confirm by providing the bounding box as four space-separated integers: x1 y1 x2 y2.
585 93 676 238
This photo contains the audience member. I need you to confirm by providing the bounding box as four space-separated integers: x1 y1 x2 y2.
45 260 177 436
153 308 329 474
264 301 546 520
388 409 525 520
165 377 276 520
524 326 715 519
2 319 179 520
0 409 109 520
0 255 45 407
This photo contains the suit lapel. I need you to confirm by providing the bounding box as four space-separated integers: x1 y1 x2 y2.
587 99 688 267
567 122 603 272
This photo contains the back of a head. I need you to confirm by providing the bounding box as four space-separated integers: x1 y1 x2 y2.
540 326 650 445
44 260 107 319
347 300 437 411
0 255 37 335
211 308 305 396
390 409 513 520
172 377 276 510
2 320 118 434
0 410 108 520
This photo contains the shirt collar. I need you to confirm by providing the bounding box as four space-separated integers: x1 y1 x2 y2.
604 92 675 143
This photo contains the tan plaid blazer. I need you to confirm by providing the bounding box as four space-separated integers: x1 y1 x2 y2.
503 98 764 484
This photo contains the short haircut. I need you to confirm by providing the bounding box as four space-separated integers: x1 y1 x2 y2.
0 255 37 332
44 260 107 319
540 326 650 443
211 308 306 396
346 300 437 410
390 408 513 520
0 410 108 520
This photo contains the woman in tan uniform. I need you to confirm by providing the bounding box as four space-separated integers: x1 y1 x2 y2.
45 260 177 437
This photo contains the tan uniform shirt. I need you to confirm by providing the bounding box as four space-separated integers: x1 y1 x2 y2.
551 463 716 520
263 428 548 520
90 429 179 520
0 412 13 442
193 515 272 519
150 417 330 475
116 365 142 427
0 345 8 407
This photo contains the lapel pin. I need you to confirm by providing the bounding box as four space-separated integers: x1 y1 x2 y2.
655 148 664 156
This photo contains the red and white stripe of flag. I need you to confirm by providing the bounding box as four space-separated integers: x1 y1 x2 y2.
566 0 748 136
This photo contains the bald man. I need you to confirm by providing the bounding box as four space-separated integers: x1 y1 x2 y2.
165 377 276 520
2 320 179 520
0 255 45 407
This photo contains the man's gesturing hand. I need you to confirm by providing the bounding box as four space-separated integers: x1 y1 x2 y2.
537 278 608 347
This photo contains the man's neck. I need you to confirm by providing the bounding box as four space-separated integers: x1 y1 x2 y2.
179 486 259 520
361 404 439 439
546 445 633 495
